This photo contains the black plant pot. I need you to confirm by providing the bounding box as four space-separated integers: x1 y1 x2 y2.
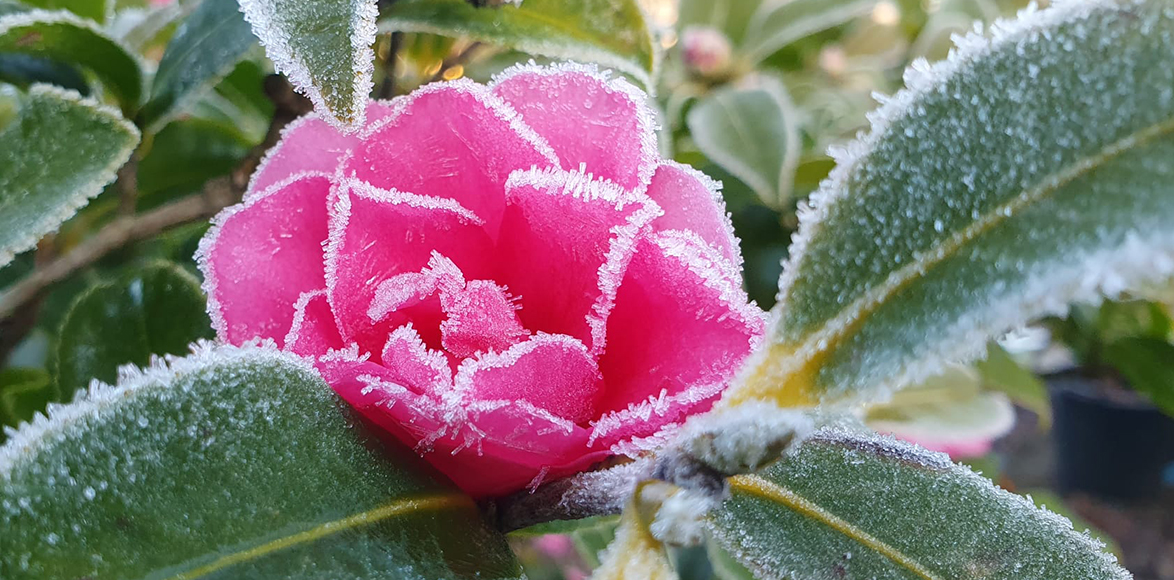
1049 372 1174 500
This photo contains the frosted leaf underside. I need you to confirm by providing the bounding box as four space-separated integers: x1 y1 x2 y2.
731 0 1174 407
709 429 1129 580
0 85 137 268
239 0 377 129
0 344 521 579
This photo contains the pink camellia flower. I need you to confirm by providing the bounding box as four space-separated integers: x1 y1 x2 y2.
198 63 764 498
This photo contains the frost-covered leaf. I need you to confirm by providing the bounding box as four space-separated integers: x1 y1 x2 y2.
0 85 138 268
975 342 1051 426
53 262 214 396
20 0 107 23
0 344 524 579
687 78 799 209
0 368 57 440
727 0 1174 409
381 0 657 90
239 0 376 130
741 0 878 64
1103 336 1174 417
708 429 1130 580
0 9 143 108
138 0 255 129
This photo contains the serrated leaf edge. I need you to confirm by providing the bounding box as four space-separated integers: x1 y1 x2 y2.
0 84 140 268
0 340 313 479
732 0 1174 407
237 0 377 131
710 429 1130 580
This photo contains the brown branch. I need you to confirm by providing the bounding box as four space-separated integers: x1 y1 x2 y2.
116 156 139 216
0 188 233 320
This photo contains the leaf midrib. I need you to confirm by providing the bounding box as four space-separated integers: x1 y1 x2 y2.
726 474 943 580
759 112 1174 398
166 492 472 579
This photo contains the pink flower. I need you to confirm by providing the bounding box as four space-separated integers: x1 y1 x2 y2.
198 63 764 498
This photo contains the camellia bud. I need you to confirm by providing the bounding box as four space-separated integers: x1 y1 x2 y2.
681 26 734 78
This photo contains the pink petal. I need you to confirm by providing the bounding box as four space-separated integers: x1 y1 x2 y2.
457 334 601 424
343 80 558 236
440 280 530 359
592 232 766 450
645 161 741 266
325 180 494 356
321 354 605 498
381 324 453 394
248 102 395 196
284 290 344 356
199 173 331 346
492 63 658 192
495 167 661 352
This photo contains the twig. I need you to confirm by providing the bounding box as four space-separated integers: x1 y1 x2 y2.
378 32 404 99
0 188 233 320
0 237 56 364
116 156 139 216
430 41 484 83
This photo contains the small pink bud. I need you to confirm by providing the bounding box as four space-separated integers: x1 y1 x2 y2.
681 26 734 78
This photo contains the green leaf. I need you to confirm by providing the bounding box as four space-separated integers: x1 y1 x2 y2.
0 367 57 436
0 53 88 94
0 84 138 268
381 0 657 90
138 0 256 130
53 262 214 396
741 0 878 64
0 344 523 579
709 430 1129 580
686 77 799 209
1102 336 1174 417
239 0 376 130
20 0 108 23
727 0 1174 409
137 117 250 205
975 342 1052 427
0 9 144 109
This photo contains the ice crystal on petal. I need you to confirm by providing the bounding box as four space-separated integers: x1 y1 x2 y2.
199 64 762 497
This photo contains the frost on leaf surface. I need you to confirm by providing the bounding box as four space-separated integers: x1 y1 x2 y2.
238 0 377 130
729 0 1174 409
709 428 1130 580
0 85 138 267
0 343 522 580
